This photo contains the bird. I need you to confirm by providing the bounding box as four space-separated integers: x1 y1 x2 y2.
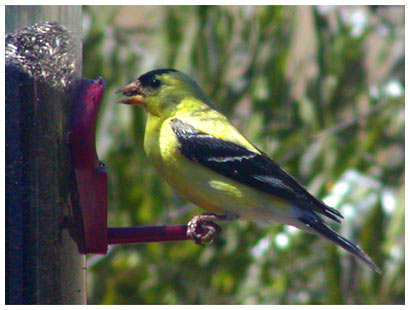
116 68 381 273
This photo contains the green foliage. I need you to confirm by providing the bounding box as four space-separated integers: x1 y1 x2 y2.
83 5 404 304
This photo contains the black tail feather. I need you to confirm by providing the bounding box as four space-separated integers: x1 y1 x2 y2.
299 215 381 273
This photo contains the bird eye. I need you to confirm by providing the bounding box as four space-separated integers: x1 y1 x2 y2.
149 78 162 89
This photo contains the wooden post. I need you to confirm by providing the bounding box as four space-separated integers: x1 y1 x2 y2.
5 6 86 304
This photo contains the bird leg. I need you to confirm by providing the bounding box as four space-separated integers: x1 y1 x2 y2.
186 213 234 245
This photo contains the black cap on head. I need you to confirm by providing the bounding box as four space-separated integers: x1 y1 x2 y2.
138 68 179 89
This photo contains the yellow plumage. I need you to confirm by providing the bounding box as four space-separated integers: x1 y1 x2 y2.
144 99 289 218
117 68 380 272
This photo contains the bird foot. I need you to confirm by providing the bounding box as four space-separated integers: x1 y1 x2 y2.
186 213 225 245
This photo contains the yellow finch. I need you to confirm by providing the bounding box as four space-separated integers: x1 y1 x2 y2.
117 68 380 273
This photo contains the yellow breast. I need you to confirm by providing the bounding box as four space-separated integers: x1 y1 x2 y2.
144 114 226 214
143 113 290 219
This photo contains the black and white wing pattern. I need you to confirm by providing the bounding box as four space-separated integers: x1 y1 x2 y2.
170 118 343 223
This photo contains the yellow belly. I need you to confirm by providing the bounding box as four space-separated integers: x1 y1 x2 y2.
143 115 291 222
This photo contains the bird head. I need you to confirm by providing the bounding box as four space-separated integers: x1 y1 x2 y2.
117 69 213 117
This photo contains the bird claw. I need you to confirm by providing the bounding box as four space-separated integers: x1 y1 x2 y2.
186 214 223 245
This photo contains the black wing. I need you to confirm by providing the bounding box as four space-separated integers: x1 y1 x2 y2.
170 118 343 223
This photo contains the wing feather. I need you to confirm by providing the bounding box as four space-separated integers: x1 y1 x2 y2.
170 118 343 223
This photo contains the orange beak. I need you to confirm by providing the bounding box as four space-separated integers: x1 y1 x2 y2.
116 81 145 105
